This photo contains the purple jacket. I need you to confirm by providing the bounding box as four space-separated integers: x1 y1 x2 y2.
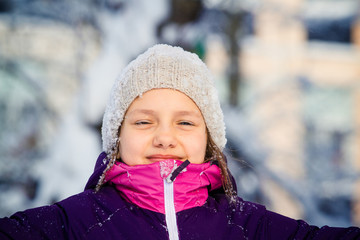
1 152 359 240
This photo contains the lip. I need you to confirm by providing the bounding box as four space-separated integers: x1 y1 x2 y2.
146 154 182 162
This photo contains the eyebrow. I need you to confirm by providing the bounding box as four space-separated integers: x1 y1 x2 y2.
175 110 203 119
126 109 202 118
126 109 155 116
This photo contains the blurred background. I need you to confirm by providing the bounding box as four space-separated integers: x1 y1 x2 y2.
0 0 360 228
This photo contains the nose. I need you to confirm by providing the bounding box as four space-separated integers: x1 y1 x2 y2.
153 125 177 149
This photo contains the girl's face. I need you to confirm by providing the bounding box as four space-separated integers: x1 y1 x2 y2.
118 89 207 166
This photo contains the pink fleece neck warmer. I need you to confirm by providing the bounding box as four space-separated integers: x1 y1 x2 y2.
105 159 222 214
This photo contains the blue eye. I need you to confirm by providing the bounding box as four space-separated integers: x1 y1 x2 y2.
179 121 194 126
135 121 150 125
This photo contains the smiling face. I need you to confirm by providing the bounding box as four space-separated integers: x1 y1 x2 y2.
118 89 207 166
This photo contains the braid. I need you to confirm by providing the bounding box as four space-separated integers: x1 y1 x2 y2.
205 132 236 201
95 139 120 192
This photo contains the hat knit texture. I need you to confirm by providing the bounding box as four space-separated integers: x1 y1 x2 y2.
102 44 226 154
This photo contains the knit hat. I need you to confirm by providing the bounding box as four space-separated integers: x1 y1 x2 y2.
101 44 226 155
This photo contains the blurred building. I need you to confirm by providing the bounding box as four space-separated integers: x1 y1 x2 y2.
206 0 360 226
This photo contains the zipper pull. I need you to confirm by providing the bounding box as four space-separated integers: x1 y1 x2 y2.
166 160 190 183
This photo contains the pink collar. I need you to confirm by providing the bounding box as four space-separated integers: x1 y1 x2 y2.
105 160 222 214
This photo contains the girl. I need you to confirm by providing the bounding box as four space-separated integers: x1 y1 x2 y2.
1 44 359 239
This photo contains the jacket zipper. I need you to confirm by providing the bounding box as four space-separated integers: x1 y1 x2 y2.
164 179 179 240
163 160 190 240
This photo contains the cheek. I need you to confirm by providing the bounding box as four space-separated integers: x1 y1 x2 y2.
119 139 139 165
183 132 207 164
118 128 144 165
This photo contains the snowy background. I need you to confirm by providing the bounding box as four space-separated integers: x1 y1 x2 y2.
1 0 360 228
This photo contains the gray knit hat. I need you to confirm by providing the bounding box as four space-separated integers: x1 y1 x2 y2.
101 44 226 155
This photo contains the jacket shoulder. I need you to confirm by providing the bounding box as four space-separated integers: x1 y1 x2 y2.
192 195 360 239
0 187 127 240
0 199 69 239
